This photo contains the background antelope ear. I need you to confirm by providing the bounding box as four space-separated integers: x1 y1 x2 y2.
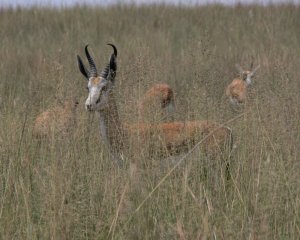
250 64 260 77
235 64 244 74
77 55 89 79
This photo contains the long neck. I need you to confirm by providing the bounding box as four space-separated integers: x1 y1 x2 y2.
98 91 126 166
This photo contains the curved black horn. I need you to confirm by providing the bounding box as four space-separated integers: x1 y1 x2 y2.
100 44 118 79
85 45 97 77
100 64 110 79
77 55 89 79
108 43 117 74
107 43 118 57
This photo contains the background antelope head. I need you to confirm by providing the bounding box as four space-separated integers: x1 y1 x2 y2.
235 63 260 86
77 44 117 112
139 83 176 123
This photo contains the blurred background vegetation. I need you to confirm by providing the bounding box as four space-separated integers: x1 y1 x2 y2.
0 4 300 239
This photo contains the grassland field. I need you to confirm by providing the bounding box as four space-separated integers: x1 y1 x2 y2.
0 3 300 239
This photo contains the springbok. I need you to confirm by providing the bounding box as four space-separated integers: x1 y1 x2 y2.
33 99 79 138
77 44 233 167
138 83 175 123
225 63 260 105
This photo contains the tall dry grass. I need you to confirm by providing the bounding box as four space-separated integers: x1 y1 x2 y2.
0 4 300 239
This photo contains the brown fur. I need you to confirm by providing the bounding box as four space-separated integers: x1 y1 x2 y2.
225 78 247 104
33 100 78 138
79 44 232 167
90 77 101 85
125 121 232 157
138 83 175 123
96 87 232 164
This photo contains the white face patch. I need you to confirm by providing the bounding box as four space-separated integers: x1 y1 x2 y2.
85 77 109 111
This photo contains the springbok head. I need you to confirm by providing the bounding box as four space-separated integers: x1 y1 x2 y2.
77 44 117 112
235 63 260 86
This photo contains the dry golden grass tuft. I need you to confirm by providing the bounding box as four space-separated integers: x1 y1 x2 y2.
0 4 300 239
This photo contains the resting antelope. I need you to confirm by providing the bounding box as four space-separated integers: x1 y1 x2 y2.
225 63 260 105
138 83 175 123
33 99 79 138
77 44 233 167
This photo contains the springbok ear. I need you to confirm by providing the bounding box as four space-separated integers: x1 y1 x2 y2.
250 64 260 77
77 55 89 79
250 60 254 71
235 64 244 74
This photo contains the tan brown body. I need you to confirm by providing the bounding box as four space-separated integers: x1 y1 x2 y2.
139 83 175 123
126 120 232 157
225 78 247 104
124 121 233 159
33 100 78 138
78 44 233 166
226 64 260 105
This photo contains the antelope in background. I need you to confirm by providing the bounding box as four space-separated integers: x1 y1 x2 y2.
33 99 79 138
225 63 260 105
77 44 233 167
138 83 175 123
